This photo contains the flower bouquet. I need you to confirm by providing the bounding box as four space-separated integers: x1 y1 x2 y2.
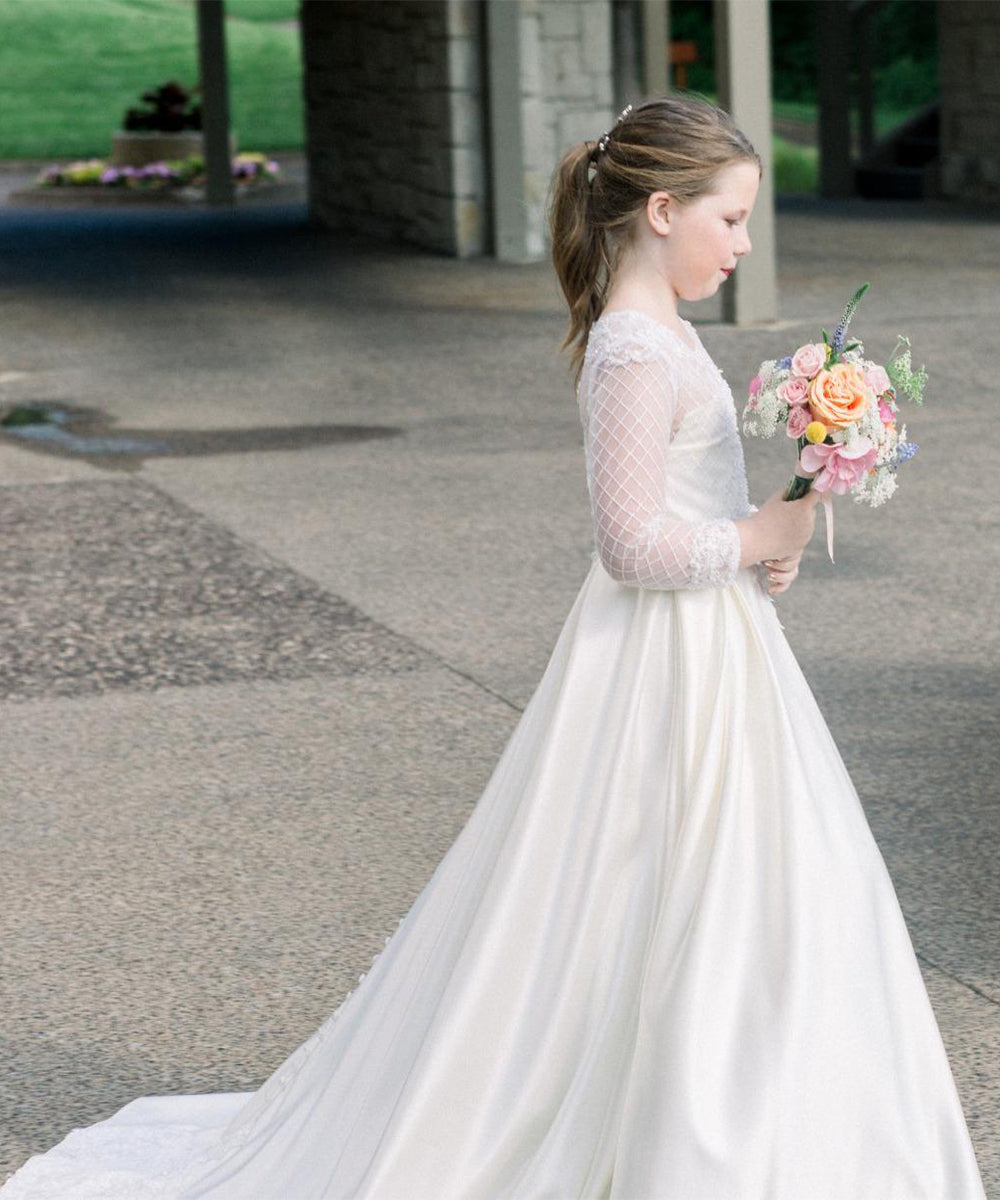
742 283 926 558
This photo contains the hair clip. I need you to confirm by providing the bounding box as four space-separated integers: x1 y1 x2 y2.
595 103 634 156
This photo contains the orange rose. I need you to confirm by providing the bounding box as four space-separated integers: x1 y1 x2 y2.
807 362 873 429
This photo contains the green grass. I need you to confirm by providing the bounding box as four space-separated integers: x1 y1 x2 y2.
224 0 298 21
772 135 818 195
0 0 304 159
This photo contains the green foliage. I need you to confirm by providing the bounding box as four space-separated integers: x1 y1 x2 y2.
886 336 928 405
875 54 939 111
0 0 303 158
770 0 820 103
670 0 937 109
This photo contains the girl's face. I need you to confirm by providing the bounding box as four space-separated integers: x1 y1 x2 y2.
654 160 760 303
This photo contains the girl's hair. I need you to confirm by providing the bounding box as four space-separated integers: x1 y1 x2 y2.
547 92 761 388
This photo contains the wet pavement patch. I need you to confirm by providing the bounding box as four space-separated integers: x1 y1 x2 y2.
0 479 428 701
0 404 402 471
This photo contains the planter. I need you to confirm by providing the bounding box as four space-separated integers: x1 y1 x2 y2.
111 129 238 167
8 185 188 208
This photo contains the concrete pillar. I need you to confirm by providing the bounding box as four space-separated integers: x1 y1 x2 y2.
642 1 669 97
613 1 642 104
817 0 854 198
196 0 235 207
713 0 777 324
485 0 532 262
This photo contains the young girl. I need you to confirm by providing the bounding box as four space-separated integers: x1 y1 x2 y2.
2 95 986 1200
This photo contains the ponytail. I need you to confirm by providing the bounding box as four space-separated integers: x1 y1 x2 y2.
547 142 615 390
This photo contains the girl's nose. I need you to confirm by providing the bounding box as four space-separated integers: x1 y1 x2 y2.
738 230 752 256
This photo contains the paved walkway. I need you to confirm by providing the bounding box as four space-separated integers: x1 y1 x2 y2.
0 193 997 1192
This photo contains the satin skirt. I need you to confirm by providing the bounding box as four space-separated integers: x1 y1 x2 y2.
2 560 987 1200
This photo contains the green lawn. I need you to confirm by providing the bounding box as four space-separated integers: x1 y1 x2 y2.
0 0 303 159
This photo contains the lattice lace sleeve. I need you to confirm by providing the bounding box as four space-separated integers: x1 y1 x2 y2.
584 350 741 590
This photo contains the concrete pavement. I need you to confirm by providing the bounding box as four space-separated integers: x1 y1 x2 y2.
0 194 997 1192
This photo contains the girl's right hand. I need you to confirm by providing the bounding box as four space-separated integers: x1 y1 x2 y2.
737 487 821 568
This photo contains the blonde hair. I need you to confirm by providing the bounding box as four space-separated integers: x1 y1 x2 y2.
547 93 761 387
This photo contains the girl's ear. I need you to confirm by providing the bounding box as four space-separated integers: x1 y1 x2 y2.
646 190 673 237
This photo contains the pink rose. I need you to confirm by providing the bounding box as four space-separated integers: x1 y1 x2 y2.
791 343 828 379
786 404 810 438
748 374 762 397
778 376 809 405
799 439 878 494
878 397 895 426
864 364 891 395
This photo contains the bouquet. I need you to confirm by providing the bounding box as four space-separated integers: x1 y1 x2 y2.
742 283 926 559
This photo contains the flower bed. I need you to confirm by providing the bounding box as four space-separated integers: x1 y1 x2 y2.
37 152 281 191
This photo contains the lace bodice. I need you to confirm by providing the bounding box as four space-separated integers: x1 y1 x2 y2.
577 309 753 590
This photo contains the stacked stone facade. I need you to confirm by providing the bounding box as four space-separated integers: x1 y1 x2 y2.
301 0 487 256
517 0 616 258
938 0 1000 203
301 0 616 259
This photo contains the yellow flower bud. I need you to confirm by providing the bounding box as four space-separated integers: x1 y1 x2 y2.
805 421 827 444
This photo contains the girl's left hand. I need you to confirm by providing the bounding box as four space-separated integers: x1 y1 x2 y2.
763 550 802 595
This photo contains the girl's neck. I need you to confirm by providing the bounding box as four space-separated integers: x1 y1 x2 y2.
603 279 685 335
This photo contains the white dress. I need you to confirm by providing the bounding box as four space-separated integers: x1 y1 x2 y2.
1 308 987 1200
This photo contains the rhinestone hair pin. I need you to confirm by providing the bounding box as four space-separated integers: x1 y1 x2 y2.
596 102 634 155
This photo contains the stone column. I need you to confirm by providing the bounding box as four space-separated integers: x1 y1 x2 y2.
713 0 778 324
642 0 669 97
485 0 533 261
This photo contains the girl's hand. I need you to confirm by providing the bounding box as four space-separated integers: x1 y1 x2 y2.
736 488 821 570
763 549 802 595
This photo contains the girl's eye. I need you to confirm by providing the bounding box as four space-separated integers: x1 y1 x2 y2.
726 218 740 227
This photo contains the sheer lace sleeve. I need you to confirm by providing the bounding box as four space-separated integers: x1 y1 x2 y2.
584 349 741 591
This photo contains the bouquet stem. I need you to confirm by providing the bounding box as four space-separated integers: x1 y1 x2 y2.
784 435 814 501
784 473 813 501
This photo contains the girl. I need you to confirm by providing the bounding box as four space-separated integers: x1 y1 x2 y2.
2 94 987 1200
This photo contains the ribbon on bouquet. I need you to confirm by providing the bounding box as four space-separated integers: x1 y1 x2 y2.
788 468 835 563
819 491 834 562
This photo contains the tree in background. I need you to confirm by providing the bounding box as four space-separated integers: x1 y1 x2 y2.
669 0 938 114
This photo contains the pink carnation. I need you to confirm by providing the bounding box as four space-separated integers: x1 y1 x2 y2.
786 404 810 438
748 374 762 398
878 397 895 426
778 376 809 405
791 343 828 379
799 439 878 494
864 364 891 395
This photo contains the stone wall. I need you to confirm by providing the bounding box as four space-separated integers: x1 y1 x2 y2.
301 0 487 256
938 0 1000 202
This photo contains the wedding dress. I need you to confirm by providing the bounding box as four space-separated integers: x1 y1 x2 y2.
2 308 987 1200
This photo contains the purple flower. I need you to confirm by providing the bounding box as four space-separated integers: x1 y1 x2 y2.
895 441 919 464
778 356 792 370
